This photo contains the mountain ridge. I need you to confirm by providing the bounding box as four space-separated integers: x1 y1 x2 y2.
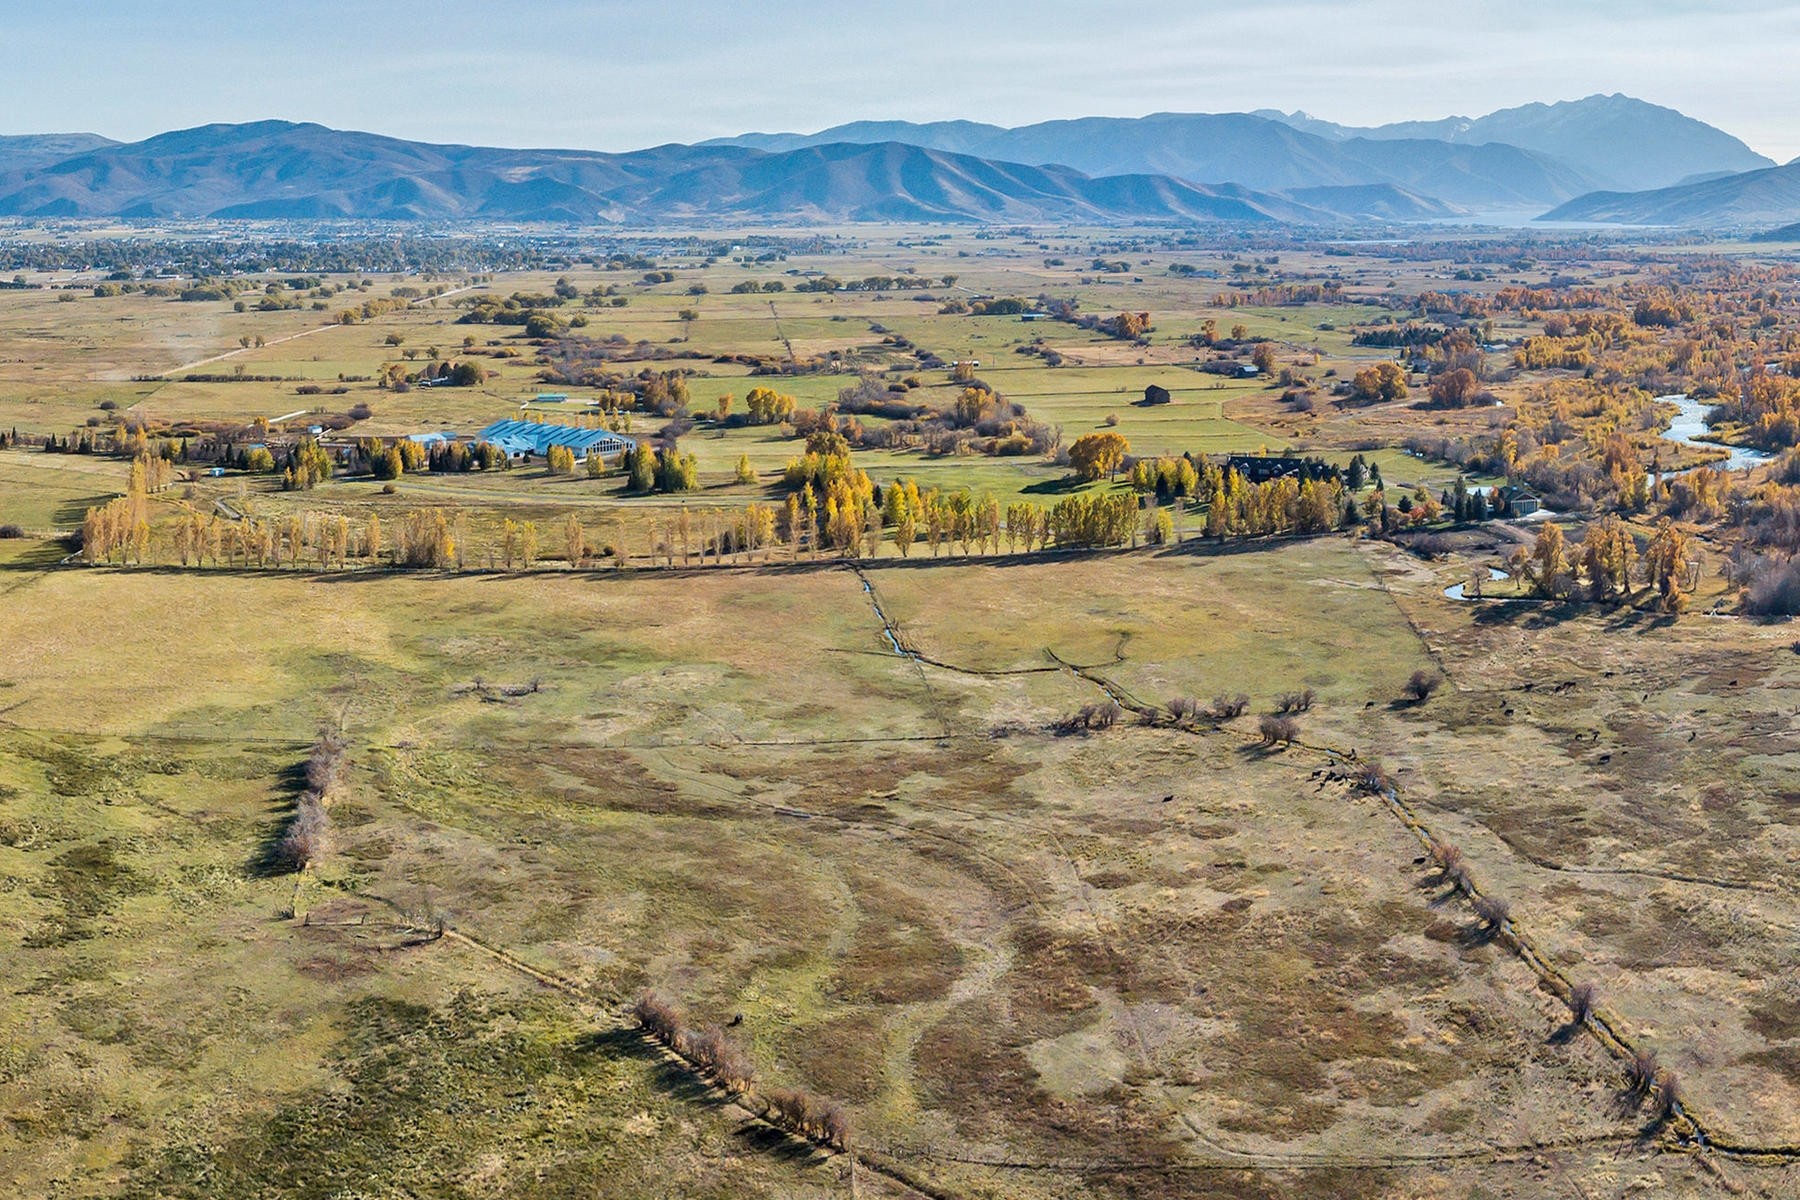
705 97 1770 206
0 121 1336 225
1540 161 1800 226
1254 94 1772 190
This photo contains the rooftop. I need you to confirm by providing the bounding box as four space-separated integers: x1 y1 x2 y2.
477 419 636 459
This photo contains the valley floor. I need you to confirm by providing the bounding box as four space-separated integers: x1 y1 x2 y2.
2 536 1796 1198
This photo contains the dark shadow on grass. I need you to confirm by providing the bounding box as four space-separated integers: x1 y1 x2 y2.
1458 920 1504 948
731 1120 824 1164
1425 884 1464 910
574 1028 728 1108
1020 476 1089 496
246 760 308 879
573 1028 824 1163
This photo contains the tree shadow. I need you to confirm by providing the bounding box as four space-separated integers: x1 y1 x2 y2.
1458 919 1504 948
574 1028 729 1108
246 759 308 879
571 1027 825 1164
1424 883 1463 910
1020 476 1086 496
731 1120 825 1163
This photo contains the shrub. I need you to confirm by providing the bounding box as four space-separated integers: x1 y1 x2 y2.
1403 669 1442 703
278 798 331 869
818 1101 852 1151
1471 894 1510 931
1626 1049 1659 1099
305 729 348 794
1426 837 1463 874
632 990 684 1044
1357 760 1394 796
1209 692 1250 719
1275 688 1316 714
763 1087 850 1150
1258 714 1299 745
1744 554 1800 615
1652 1068 1681 1122
0 523 23 539
1567 981 1598 1025
1167 696 1199 724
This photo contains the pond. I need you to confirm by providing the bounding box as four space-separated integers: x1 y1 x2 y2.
1443 567 1512 601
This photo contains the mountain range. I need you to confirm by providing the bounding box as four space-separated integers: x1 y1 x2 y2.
0 96 1788 227
0 122 1336 225
1250 94 1773 191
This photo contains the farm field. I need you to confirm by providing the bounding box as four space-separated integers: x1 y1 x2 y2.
5 221 1800 1200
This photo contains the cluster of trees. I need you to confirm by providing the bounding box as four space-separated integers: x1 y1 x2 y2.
379 359 487 391
281 439 333 491
1045 491 1142 548
334 294 412 326
744 386 798 425
1349 361 1408 404
1202 472 1348 539
1506 518 1695 612
80 487 150 565
1427 367 1485 409
1036 297 1152 343
1515 335 1596 371
1210 282 1343 308
1708 373 1800 451
454 291 571 326
278 729 346 872
625 444 700 493
1127 455 1201 500
80 453 177 563
426 440 510 473
822 376 1058 458
1067 431 1131 481
633 991 850 1151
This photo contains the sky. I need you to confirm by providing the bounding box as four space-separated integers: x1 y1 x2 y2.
6 0 1799 160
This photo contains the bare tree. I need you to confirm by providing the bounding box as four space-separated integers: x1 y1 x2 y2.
1471 894 1510 934
1258 714 1300 746
1567 981 1598 1025
1209 692 1250 719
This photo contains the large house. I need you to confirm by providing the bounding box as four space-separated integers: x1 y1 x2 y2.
476 418 636 463
1496 484 1542 516
1224 454 1309 484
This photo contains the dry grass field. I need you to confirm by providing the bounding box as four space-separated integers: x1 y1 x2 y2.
2 533 1795 1198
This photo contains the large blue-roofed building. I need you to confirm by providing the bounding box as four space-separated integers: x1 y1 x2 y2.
477 419 636 463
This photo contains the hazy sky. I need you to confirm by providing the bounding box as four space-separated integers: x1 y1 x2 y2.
8 1 1799 159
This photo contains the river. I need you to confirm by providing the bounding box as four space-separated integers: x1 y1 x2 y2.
1657 394 1777 472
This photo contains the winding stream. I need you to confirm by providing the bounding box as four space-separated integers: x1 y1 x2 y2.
1658 393 1777 472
